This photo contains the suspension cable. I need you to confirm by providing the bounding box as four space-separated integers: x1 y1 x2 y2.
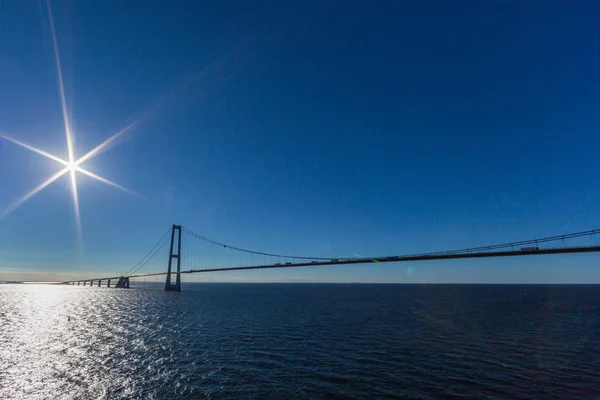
122 228 171 276
415 228 600 258
127 236 171 277
183 227 336 260
184 226 600 262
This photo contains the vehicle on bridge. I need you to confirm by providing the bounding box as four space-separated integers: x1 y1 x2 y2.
520 246 539 252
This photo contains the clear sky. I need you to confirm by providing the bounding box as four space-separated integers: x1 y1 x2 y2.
1 0 599 283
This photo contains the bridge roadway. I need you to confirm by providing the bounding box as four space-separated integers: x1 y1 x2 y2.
63 245 600 284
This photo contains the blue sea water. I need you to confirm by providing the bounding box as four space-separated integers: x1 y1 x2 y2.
1 283 599 399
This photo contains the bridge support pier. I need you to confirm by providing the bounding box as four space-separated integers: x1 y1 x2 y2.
115 277 130 288
165 225 182 292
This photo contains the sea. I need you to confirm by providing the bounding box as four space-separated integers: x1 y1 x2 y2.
1 283 599 399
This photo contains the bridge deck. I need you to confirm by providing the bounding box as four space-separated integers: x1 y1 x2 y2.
62 245 600 283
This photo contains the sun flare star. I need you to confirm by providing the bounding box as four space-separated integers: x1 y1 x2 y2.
0 131 144 240
0 0 144 250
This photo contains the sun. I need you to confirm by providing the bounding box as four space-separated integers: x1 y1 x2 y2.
0 0 144 248
0 128 144 248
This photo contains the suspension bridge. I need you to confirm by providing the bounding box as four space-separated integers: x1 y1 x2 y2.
57 225 600 291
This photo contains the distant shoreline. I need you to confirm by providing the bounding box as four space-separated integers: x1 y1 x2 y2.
169 282 600 285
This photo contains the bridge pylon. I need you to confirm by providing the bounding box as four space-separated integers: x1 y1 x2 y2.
165 224 182 292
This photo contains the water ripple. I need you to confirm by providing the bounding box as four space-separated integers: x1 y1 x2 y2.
1 284 600 399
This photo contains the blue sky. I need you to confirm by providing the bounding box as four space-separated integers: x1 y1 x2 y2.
1 0 599 283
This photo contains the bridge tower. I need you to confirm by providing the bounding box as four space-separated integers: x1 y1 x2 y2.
165 224 182 292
